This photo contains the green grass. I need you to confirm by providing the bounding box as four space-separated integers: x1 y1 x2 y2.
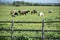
0 5 60 29
0 5 60 21
0 5 60 40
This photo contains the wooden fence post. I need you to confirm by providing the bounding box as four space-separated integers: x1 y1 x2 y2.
42 19 44 40
11 19 14 40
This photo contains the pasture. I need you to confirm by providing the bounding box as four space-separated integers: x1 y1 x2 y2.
0 5 60 40
0 5 60 21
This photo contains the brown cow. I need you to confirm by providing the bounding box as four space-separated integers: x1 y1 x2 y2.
18 10 30 15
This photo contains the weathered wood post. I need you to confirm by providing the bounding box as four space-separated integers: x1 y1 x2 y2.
42 19 44 40
11 19 14 40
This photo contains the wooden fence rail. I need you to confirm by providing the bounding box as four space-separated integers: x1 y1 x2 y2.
0 29 60 32
0 19 60 40
0 21 60 23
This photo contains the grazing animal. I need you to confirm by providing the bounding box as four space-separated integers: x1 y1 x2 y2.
31 10 37 14
10 10 18 17
14 12 18 16
38 12 44 16
48 9 53 13
18 10 30 15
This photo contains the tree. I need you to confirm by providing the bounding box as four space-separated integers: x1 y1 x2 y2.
12 1 16 6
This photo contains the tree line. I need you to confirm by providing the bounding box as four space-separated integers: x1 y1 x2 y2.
0 1 60 6
12 1 60 6
12 1 41 6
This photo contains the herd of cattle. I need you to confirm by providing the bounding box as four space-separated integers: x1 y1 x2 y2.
10 9 53 17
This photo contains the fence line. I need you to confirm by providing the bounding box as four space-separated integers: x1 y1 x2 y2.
0 29 60 32
0 19 60 40
0 21 60 23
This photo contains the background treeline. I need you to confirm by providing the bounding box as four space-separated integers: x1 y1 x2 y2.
0 1 60 6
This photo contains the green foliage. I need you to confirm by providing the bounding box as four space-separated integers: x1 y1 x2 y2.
0 37 8 40
16 35 29 40
45 32 60 38
56 17 60 20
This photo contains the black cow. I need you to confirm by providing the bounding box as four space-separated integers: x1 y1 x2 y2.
31 10 37 14
14 12 18 16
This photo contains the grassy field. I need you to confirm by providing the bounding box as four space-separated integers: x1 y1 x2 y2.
0 5 60 40
0 5 60 21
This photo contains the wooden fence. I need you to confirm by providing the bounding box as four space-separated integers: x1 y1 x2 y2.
0 19 60 40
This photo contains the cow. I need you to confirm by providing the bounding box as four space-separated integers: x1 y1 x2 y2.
14 12 18 16
48 9 53 13
10 10 18 17
38 12 44 16
18 10 30 15
31 10 37 14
